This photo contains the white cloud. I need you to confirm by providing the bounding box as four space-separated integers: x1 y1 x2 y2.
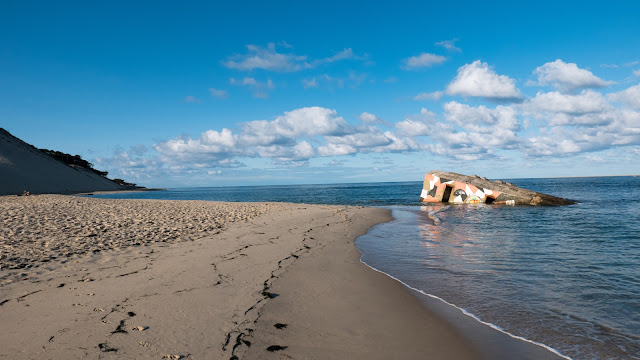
154 107 354 165
634 69 640 76
395 108 439 136
435 39 461 52
531 59 614 92
528 90 610 115
209 88 228 98
222 43 367 73
403 53 447 70
444 102 519 132
104 84 640 183
222 43 309 72
413 91 443 101
240 107 351 141
317 143 357 156
230 77 274 98
446 60 522 101
359 112 386 125
312 48 366 66
524 90 615 126
438 102 520 151
607 83 640 109
522 104 640 157
183 96 201 103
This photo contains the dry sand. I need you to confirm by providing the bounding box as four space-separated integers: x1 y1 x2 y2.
0 195 480 359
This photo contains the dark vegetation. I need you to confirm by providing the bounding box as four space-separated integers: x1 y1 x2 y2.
40 149 138 187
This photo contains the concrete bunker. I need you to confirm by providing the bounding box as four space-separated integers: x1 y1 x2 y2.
419 170 574 206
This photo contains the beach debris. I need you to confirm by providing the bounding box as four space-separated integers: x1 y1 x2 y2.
111 320 128 334
127 311 136 317
266 345 288 352
273 323 288 329
16 289 42 302
163 355 184 360
132 326 148 331
98 343 117 352
419 170 574 206
138 341 150 347
262 291 279 299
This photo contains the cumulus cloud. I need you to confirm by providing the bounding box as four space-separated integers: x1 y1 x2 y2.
445 60 522 101
531 59 614 92
152 106 423 169
413 91 443 101
435 39 461 52
154 107 352 165
230 77 274 98
403 53 447 70
524 90 616 126
528 90 610 115
102 81 640 183
209 88 228 98
442 102 520 148
359 112 386 125
395 108 439 137
522 114 640 157
607 83 640 109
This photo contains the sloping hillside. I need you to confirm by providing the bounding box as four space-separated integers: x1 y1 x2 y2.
0 128 130 195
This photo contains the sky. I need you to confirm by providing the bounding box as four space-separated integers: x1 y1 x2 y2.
2 1 640 187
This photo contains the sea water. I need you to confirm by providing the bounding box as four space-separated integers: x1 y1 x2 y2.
90 176 640 359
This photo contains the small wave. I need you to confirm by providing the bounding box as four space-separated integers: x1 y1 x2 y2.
357 253 573 360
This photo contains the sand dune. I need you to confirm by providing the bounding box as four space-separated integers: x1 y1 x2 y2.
0 129 126 195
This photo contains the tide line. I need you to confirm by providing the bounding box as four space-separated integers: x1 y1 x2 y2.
357 255 573 360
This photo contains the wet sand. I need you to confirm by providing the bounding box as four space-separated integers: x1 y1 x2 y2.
0 195 480 359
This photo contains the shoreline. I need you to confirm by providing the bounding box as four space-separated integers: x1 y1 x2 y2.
0 195 565 359
358 258 570 360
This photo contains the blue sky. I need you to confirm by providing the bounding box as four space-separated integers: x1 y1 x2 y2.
2 1 640 187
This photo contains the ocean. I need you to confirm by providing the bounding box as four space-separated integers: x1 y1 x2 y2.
89 176 640 359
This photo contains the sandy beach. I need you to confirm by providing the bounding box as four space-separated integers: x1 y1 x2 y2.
0 195 485 359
